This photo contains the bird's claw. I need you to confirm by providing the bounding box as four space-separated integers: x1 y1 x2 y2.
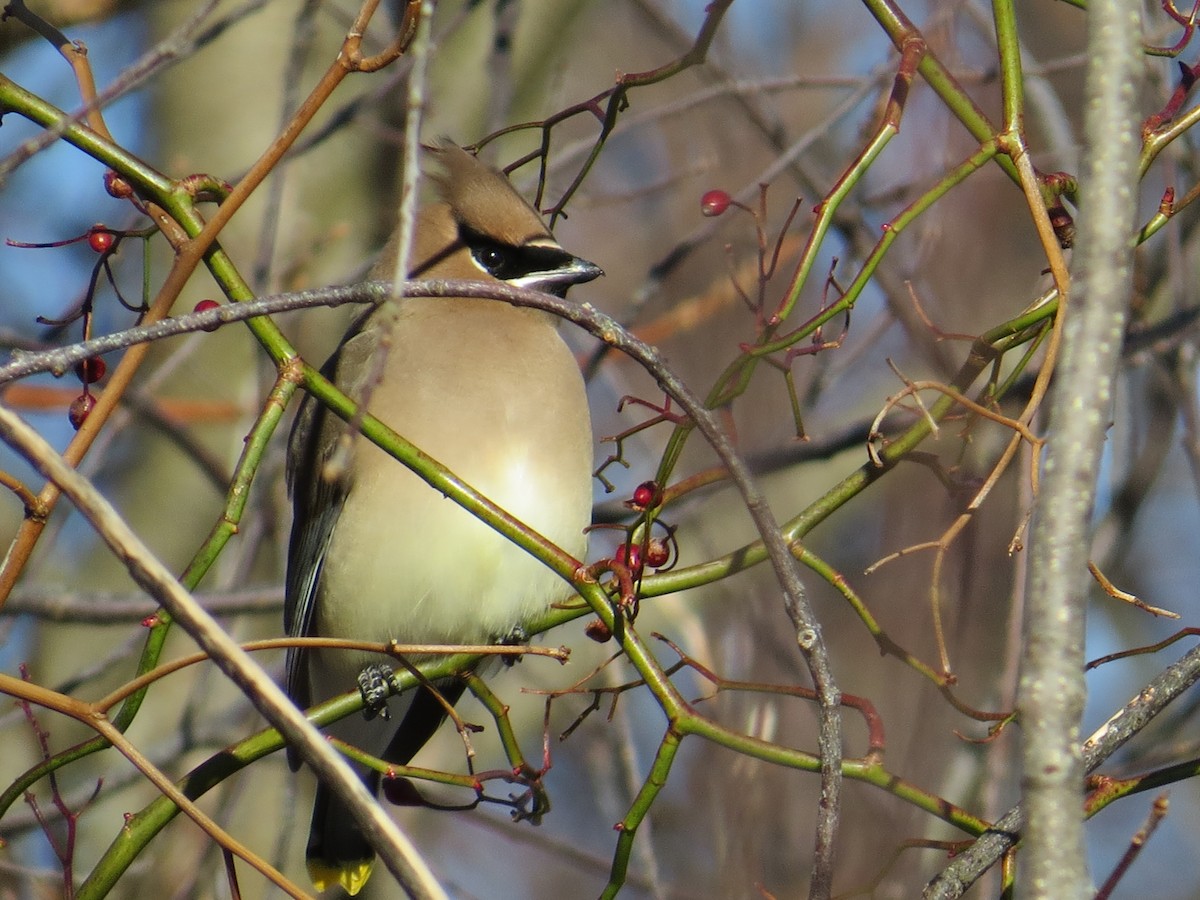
357 663 397 720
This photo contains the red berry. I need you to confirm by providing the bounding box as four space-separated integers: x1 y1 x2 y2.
74 358 106 384
615 542 643 572
630 480 661 510
645 538 670 568
68 393 96 430
194 299 221 332
700 189 731 217
87 226 114 253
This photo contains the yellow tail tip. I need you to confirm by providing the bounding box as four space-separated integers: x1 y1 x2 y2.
307 858 374 896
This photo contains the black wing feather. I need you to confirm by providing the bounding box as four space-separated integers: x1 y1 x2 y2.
283 325 364 769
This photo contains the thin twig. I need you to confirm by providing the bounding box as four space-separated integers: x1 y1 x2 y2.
0 406 447 899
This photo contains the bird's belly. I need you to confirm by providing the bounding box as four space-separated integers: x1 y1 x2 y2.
313 413 591 692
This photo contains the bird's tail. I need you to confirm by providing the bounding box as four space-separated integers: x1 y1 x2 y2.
306 769 380 896
304 680 467 895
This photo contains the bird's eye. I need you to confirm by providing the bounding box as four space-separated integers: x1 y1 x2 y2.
473 244 510 276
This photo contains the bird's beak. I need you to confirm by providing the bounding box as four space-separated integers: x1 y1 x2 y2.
517 256 605 297
560 256 605 285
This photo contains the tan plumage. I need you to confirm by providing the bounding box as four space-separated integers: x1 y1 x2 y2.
284 143 600 895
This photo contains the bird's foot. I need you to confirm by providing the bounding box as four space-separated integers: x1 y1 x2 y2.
357 663 398 720
496 625 529 667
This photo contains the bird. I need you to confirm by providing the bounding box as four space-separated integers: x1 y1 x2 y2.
283 142 601 896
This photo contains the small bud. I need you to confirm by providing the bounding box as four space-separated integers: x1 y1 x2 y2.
68 393 96 430
194 299 221 332
74 358 106 384
141 614 159 628
87 226 114 253
700 189 732 217
104 171 133 199
1048 204 1075 249
585 619 612 643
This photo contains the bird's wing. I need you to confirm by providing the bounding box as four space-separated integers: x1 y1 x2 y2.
283 318 376 742
381 680 468 767
283 395 346 703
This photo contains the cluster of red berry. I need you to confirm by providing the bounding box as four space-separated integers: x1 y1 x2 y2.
614 478 672 575
58 225 222 429
65 225 116 430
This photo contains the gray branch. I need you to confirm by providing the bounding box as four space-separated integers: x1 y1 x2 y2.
926 639 1200 897
1017 0 1143 896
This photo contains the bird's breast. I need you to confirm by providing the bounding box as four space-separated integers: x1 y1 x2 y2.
313 300 592 682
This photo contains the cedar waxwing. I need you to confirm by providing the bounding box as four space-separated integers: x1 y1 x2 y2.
284 143 601 895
